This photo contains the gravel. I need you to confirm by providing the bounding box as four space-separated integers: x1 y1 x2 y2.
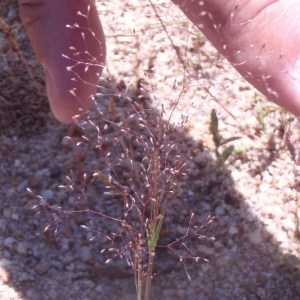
0 0 300 299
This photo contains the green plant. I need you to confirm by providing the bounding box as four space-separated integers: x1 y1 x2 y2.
255 104 268 132
210 109 240 165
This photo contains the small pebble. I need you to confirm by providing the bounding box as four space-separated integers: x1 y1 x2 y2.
62 254 74 265
36 262 49 275
16 242 27 255
229 225 239 235
78 246 92 262
0 267 10 283
41 189 54 200
3 209 11 219
35 168 49 177
175 289 185 298
3 237 15 249
95 285 103 292
7 7 17 19
14 159 21 168
259 183 270 192
215 205 225 216
200 262 210 273
17 180 29 192
282 218 296 232
11 213 19 221
248 229 263 244
0 259 11 268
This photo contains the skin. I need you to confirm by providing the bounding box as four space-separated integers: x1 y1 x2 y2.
18 0 300 123
172 0 300 115
18 0 106 123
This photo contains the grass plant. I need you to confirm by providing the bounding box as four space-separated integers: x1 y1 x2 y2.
30 85 213 299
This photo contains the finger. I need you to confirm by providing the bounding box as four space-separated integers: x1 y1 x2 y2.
19 0 106 123
172 0 300 115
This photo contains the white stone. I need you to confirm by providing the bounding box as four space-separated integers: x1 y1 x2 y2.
282 218 296 232
276 231 288 243
259 183 270 192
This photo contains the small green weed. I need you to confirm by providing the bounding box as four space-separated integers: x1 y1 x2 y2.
210 109 240 165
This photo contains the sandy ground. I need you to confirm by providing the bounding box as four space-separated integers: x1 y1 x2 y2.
0 1 300 299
